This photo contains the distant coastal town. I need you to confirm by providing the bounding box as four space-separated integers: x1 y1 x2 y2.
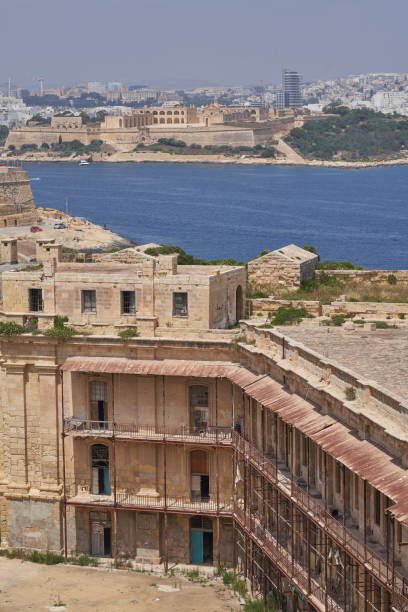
3 71 408 168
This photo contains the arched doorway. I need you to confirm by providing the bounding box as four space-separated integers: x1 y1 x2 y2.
190 450 209 501
91 444 111 495
236 285 243 321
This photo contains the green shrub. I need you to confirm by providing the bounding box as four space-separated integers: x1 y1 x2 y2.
331 314 346 326
44 324 77 341
118 328 140 339
271 306 311 326
0 322 26 336
374 320 393 329
248 290 269 298
399 313 406 319
387 274 397 285
110 247 120 253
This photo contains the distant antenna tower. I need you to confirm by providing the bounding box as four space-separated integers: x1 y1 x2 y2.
8 77 11 98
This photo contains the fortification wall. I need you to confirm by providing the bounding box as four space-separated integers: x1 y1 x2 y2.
6 127 92 148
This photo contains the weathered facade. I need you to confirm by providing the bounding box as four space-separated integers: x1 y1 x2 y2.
0 166 38 227
248 244 319 291
1 322 408 610
1 253 246 335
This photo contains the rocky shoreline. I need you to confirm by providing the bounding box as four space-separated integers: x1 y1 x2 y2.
3 150 408 170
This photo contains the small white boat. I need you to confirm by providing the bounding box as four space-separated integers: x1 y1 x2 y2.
79 159 90 166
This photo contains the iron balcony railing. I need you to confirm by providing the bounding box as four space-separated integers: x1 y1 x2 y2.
232 431 408 608
64 418 232 444
65 489 233 516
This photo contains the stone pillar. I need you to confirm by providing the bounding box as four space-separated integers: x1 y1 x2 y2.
4 364 29 491
37 366 61 493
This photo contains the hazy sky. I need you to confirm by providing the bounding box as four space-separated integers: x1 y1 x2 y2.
1 0 406 89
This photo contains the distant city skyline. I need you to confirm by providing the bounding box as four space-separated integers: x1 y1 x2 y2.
1 0 407 89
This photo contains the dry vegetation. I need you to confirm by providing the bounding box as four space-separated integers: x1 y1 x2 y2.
271 275 408 304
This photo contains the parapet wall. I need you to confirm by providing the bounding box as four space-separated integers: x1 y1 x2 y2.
315 269 408 282
240 320 408 463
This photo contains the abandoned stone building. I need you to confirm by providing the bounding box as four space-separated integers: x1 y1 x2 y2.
1 316 408 611
1 250 246 335
0 166 38 227
248 244 319 291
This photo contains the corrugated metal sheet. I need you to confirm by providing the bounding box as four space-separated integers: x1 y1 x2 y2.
62 356 238 378
62 356 408 522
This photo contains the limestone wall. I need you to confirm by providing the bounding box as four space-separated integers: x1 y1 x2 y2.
250 297 321 317
0 168 38 226
329 300 408 318
248 252 301 290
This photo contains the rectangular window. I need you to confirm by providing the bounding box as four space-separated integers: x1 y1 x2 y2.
121 290 136 314
173 292 188 316
82 290 96 313
28 288 43 312
375 489 381 525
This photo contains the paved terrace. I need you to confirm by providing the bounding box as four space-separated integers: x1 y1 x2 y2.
277 325 408 399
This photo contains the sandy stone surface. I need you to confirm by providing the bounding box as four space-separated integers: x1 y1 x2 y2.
0 558 240 611
0 208 133 253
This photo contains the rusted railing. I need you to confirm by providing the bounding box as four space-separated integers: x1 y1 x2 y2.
64 418 232 444
233 432 408 606
66 488 232 515
234 503 341 612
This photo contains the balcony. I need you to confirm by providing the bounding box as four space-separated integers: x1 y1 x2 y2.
65 488 232 516
232 432 408 606
64 418 232 446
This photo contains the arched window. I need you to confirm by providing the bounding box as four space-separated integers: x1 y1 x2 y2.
190 450 209 501
90 380 107 425
91 444 111 495
190 385 208 430
119 119 122 128
167 118 172 124
174 110 179 115
159 111 165 115
174 118 179 124
167 110 172 115
160 118 165 124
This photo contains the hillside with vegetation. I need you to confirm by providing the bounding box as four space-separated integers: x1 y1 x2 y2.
285 105 408 161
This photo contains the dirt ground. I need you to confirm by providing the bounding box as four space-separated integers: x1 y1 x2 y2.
0 558 240 611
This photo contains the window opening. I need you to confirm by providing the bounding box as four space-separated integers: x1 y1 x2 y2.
191 450 209 501
91 444 111 495
28 288 43 312
121 290 136 314
173 292 188 316
82 290 96 313
90 381 107 425
190 385 209 430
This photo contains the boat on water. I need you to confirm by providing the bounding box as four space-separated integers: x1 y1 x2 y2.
78 159 90 166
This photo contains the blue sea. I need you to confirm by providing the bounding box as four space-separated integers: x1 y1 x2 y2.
26 162 408 269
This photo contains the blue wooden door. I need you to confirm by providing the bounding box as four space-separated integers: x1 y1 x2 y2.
103 469 111 495
191 531 203 564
